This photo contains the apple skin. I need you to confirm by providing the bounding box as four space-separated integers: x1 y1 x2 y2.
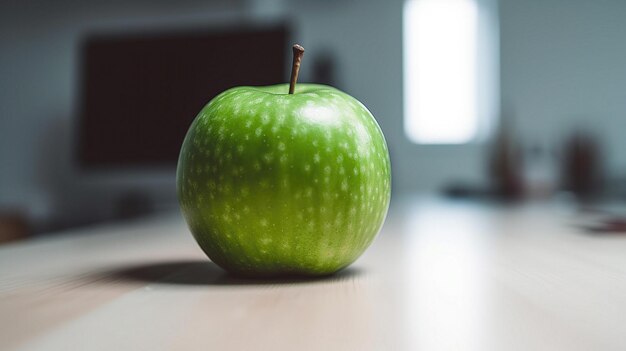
177 83 391 277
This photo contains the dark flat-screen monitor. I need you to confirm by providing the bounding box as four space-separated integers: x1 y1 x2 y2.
78 25 289 169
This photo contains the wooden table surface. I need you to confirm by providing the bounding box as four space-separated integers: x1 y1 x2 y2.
2 197 626 350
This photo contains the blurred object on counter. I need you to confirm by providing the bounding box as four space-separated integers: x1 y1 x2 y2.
522 141 558 199
586 217 626 233
0 211 30 244
441 182 492 199
488 113 524 200
561 130 603 201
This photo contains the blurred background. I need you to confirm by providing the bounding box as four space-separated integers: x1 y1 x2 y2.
2 0 626 241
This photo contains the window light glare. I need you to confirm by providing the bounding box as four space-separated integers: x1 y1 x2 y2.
404 0 478 144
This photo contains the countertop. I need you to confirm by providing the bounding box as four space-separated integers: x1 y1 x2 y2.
2 197 626 350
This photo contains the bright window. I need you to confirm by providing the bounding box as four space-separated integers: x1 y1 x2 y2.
404 0 497 144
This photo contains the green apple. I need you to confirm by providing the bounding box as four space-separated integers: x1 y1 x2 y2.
177 46 390 277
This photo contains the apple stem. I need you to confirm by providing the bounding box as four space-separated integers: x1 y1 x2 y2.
289 44 305 94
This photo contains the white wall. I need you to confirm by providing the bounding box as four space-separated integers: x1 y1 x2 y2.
500 0 626 177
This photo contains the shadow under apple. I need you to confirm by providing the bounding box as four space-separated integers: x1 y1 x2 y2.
97 259 362 286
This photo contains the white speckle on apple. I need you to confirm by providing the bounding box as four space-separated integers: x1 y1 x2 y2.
278 142 286 151
313 153 320 163
261 113 270 125
255 128 262 137
263 153 274 163
334 215 342 225
260 219 268 227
